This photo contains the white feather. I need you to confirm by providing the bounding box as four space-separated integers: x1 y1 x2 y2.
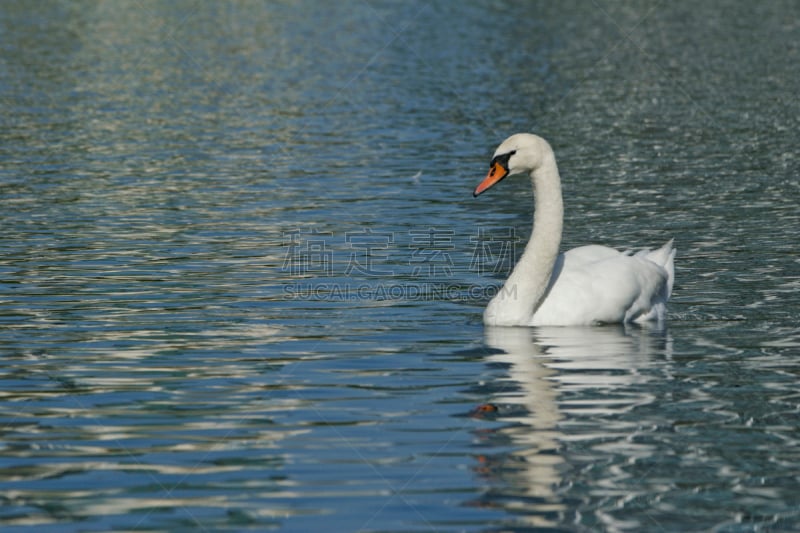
475 134 675 327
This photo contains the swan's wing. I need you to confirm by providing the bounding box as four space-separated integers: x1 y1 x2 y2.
532 246 670 326
560 244 622 265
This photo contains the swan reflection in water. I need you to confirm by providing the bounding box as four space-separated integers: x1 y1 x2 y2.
468 324 672 528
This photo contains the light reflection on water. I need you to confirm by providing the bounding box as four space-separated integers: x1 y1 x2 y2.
469 326 667 530
470 323 800 531
2 0 800 531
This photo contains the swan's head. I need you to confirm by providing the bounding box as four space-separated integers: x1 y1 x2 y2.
473 133 553 197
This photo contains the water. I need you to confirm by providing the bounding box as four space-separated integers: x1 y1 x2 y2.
1 1 799 531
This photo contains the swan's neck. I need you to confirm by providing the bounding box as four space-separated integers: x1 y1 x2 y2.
486 153 563 325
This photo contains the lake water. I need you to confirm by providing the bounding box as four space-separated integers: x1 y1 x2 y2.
1 1 799 531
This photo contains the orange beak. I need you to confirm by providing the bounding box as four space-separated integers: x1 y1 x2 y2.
473 162 509 197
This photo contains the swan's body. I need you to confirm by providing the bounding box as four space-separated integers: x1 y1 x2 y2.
474 134 675 327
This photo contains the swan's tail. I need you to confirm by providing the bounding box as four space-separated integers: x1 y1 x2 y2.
644 239 676 298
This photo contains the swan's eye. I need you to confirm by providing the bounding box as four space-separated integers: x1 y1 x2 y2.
490 150 516 171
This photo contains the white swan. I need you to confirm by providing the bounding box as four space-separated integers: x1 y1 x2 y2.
473 133 675 326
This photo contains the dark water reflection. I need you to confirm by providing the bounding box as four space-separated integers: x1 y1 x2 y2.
469 325 800 531
470 326 666 529
2 1 800 531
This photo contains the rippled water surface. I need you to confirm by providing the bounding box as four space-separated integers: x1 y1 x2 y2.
2 1 799 531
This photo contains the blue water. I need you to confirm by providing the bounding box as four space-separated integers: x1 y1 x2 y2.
1 1 799 531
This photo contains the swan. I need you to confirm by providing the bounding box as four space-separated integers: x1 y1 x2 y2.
473 133 675 326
